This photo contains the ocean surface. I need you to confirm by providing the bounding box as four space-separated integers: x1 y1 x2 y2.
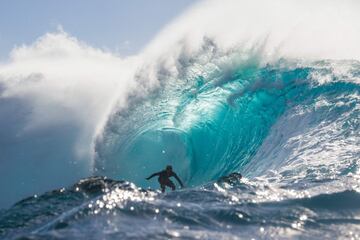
1 0 360 239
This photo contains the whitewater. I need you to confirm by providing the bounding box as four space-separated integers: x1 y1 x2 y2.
1 0 360 239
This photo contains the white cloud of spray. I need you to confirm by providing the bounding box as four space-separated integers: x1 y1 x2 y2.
1 31 136 156
0 30 137 207
143 0 360 64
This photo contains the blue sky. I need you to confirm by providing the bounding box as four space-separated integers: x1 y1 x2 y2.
0 0 197 58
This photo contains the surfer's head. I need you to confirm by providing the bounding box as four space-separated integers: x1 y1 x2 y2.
166 165 172 173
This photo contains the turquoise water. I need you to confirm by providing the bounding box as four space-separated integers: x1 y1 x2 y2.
1 52 360 239
95 56 359 188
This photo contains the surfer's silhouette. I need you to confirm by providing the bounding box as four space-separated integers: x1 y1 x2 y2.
146 165 184 193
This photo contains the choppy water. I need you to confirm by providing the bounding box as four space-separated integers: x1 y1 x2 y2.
1 174 360 239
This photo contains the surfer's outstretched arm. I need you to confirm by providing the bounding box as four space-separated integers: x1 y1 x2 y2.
146 172 160 180
173 173 184 188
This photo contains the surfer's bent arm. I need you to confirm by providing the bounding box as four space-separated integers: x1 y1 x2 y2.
173 174 184 188
146 172 160 180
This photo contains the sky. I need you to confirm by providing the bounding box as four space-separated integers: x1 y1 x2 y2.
0 0 197 59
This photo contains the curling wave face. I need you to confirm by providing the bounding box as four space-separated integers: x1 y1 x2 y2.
94 44 360 192
92 0 360 189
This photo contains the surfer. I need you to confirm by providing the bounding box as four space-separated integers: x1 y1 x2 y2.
146 165 184 193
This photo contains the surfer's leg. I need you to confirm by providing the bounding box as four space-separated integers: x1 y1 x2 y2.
167 180 176 191
160 184 165 193
158 179 166 193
